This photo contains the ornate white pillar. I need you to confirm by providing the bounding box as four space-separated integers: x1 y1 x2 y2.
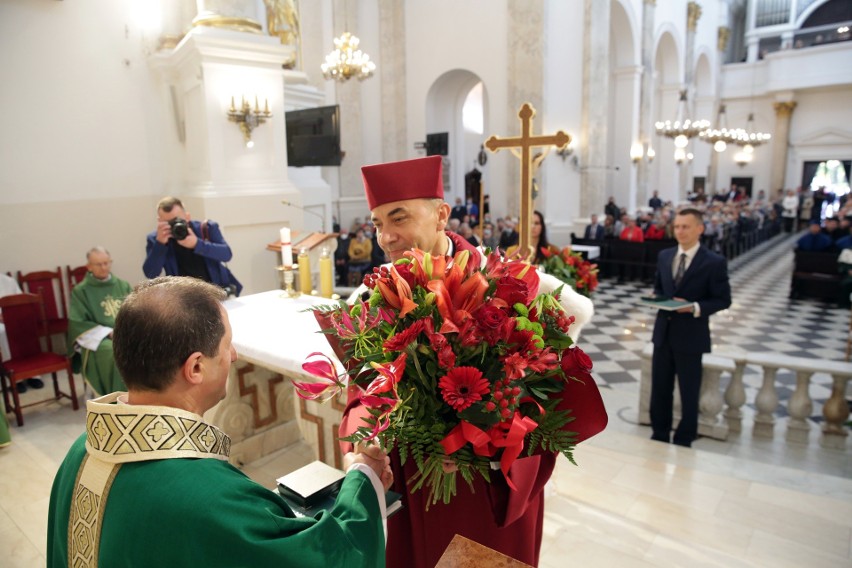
679 1 701 200
771 100 797 192
580 0 611 218
636 0 656 209
151 25 301 293
507 0 545 218
706 27 731 195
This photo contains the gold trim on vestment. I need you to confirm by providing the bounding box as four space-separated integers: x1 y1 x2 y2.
68 394 232 566
68 455 121 568
85 392 231 463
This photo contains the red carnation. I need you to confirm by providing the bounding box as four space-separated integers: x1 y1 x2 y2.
439 367 491 411
561 347 593 379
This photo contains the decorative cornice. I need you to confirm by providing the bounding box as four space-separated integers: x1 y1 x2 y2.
687 2 702 32
773 101 798 117
718 27 731 52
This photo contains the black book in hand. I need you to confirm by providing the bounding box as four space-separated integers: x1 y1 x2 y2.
277 460 403 518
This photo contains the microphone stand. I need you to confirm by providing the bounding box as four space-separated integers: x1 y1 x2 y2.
281 200 327 234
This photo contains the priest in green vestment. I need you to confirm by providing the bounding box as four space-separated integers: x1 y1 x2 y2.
67 247 132 395
48 277 391 567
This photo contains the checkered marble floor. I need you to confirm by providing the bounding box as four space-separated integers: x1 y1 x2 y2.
580 232 849 423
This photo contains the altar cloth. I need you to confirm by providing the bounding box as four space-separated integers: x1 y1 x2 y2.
224 291 344 377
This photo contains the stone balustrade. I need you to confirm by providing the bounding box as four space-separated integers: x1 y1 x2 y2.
638 344 851 449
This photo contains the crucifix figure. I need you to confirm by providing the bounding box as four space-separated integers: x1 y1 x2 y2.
485 103 570 260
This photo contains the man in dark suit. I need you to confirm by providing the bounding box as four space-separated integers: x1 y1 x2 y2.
584 214 605 240
650 208 731 447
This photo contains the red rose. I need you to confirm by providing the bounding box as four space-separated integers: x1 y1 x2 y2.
561 347 593 379
394 261 417 289
474 304 511 345
494 275 529 306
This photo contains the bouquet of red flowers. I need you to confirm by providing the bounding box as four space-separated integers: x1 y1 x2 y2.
540 246 599 297
294 248 599 506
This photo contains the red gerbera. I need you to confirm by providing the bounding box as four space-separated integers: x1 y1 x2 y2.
438 367 490 411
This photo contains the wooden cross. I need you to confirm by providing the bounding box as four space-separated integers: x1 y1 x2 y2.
485 103 570 260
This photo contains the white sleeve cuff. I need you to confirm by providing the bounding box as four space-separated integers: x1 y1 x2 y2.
692 302 701 318
346 462 388 543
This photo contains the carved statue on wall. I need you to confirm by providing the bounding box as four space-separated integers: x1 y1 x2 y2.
263 0 300 68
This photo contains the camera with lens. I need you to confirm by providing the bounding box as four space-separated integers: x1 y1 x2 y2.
168 218 190 241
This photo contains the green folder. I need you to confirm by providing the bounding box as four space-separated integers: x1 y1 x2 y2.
640 296 693 311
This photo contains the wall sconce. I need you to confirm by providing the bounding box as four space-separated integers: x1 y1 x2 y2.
674 147 686 165
646 147 655 162
227 96 272 148
630 142 643 163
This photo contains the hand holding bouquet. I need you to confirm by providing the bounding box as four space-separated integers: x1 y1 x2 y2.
294 248 602 506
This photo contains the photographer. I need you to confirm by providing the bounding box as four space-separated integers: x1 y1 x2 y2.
143 197 242 296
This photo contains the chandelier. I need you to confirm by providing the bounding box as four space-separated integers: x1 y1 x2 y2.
699 105 741 153
321 31 376 82
655 90 710 149
732 113 771 150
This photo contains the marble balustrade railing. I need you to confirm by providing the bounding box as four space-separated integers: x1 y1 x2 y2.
638 344 852 449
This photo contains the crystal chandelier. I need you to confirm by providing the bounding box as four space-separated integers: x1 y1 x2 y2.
321 31 376 82
655 90 711 149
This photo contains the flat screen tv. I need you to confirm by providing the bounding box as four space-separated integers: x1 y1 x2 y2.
285 105 342 167
426 132 449 156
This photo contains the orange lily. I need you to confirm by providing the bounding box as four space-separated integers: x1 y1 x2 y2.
376 265 418 318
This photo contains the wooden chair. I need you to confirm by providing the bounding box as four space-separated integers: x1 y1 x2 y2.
0 293 79 426
17 267 68 338
66 265 88 289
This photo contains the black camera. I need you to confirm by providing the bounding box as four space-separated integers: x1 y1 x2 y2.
168 218 190 240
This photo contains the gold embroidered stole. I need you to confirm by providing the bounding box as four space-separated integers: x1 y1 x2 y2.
68 393 231 567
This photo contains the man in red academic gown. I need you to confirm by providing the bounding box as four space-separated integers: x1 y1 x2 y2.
339 155 607 567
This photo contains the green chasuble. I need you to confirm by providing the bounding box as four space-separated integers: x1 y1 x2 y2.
67 273 132 395
47 393 385 568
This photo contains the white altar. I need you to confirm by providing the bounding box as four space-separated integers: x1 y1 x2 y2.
205 290 347 468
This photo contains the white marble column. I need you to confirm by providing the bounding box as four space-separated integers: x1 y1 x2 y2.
151 26 300 293
771 100 797 192
580 0 611 218
680 2 701 200
377 0 408 164
636 0 656 209
506 0 545 218
706 27 731 194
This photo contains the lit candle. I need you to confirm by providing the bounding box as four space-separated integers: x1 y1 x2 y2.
297 248 311 293
319 247 333 298
280 227 293 268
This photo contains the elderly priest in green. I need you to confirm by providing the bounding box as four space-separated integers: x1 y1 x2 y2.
67 246 133 395
48 277 392 568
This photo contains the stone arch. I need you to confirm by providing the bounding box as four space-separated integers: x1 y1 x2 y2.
424 69 488 202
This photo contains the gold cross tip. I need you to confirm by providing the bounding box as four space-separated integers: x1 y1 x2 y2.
484 102 571 152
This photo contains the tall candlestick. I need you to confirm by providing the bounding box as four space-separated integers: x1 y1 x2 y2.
297 248 312 293
280 227 293 268
319 247 333 298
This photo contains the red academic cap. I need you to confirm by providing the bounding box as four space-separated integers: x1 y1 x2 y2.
361 155 444 210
